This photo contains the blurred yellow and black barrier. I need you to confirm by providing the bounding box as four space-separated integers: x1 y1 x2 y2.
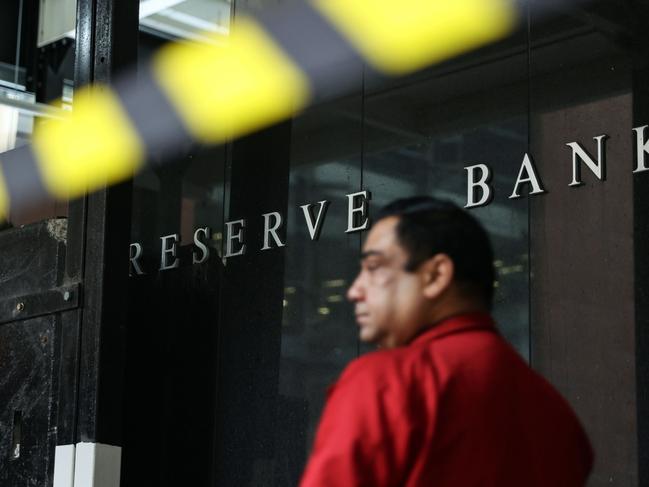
0 0 519 219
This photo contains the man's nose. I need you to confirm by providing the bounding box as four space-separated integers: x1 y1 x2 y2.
347 274 364 302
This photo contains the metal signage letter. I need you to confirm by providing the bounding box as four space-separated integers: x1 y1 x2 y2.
225 219 246 258
509 153 546 199
567 135 608 186
261 212 286 250
345 191 371 233
193 227 211 264
159 234 180 270
129 243 145 276
300 200 330 241
633 125 649 173
464 164 493 208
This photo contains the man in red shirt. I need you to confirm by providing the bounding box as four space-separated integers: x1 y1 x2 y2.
300 197 593 487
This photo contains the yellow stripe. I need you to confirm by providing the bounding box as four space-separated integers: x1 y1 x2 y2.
153 17 310 143
0 166 10 221
32 86 144 198
314 0 517 74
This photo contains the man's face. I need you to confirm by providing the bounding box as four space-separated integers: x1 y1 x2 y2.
347 216 430 348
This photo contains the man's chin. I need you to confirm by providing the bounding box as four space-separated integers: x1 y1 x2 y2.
358 327 381 345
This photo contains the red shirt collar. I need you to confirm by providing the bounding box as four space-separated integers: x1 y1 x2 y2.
410 312 496 346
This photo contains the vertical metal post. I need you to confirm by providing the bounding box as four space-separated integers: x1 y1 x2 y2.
70 0 139 451
633 61 649 487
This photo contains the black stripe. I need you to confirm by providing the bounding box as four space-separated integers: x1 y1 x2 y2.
0 146 52 211
255 1 379 102
113 68 194 165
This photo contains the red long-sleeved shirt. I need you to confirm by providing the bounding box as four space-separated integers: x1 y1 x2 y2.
300 313 593 487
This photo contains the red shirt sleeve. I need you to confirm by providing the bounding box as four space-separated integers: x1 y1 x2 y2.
299 354 429 487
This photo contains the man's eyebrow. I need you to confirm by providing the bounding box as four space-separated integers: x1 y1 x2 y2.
360 250 384 260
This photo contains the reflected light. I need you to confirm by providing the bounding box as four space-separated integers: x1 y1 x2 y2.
140 0 186 19
317 307 331 316
499 264 524 276
323 279 346 288
0 105 19 153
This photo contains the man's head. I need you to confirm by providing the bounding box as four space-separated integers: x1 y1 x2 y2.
347 196 495 348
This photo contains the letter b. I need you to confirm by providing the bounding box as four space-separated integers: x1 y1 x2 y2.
464 164 493 208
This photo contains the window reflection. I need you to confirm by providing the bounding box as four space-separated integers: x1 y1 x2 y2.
139 0 231 42
363 123 530 357
133 0 233 265
277 97 363 477
0 89 33 153
0 2 74 227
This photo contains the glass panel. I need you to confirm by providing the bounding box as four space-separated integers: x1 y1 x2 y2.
123 3 233 485
277 95 363 481
198 100 364 487
0 0 75 227
131 2 363 484
363 36 531 358
130 145 227 268
125 143 227 487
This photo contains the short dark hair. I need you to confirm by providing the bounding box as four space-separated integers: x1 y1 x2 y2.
376 196 495 307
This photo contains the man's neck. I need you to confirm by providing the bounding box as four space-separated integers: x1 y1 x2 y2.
413 302 490 342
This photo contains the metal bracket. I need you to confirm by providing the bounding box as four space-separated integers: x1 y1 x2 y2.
0 283 81 325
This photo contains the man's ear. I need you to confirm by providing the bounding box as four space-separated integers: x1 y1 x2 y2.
420 253 454 300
